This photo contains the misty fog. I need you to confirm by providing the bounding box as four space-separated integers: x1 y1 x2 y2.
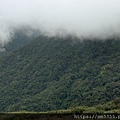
0 0 120 45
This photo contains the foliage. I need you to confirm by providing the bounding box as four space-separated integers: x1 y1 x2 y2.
0 34 120 112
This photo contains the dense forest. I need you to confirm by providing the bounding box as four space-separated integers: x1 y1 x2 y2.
0 34 120 112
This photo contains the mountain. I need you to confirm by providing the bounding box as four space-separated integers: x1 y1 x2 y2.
0 35 120 112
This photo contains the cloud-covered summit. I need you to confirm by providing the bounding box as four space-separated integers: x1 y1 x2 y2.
0 0 120 44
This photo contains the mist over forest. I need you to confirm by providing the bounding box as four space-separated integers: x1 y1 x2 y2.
0 0 120 46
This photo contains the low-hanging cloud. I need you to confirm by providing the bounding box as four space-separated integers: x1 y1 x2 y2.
0 0 120 44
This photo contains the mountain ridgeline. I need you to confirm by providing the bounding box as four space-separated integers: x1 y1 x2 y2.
0 35 120 112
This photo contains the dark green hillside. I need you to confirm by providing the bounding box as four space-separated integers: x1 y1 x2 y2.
0 35 120 112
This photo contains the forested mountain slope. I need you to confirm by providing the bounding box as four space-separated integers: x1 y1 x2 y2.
0 35 120 112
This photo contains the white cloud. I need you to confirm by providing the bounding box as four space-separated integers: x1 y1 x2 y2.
0 0 120 42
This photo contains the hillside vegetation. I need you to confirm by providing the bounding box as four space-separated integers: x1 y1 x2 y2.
0 35 120 112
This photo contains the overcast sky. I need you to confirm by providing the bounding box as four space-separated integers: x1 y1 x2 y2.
0 0 120 44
